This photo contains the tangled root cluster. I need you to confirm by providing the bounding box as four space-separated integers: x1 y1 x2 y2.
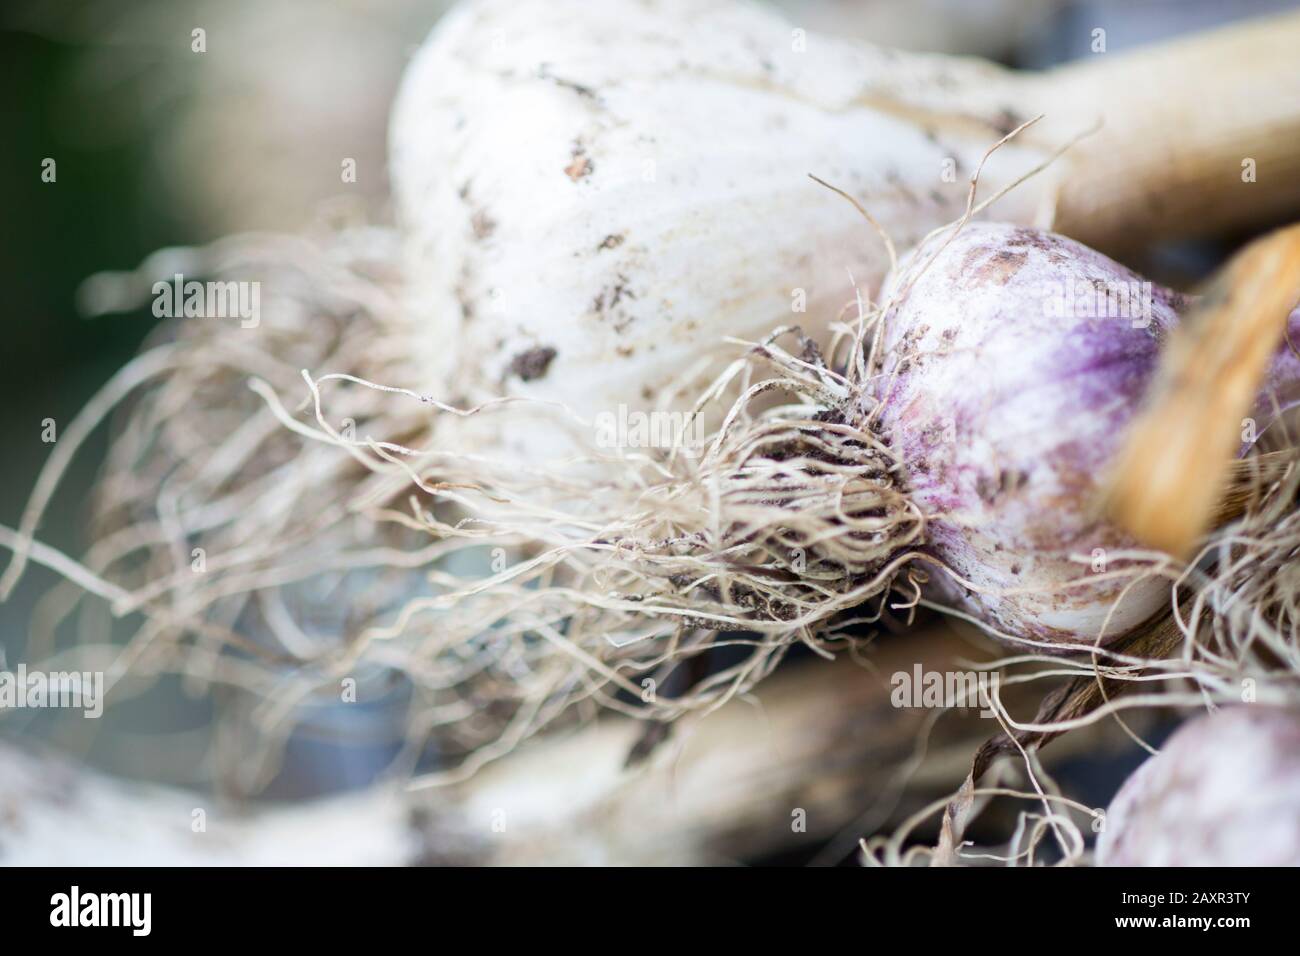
3 226 449 784
5 223 937 783
7 194 1299 822
1174 441 1300 695
261 323 932 780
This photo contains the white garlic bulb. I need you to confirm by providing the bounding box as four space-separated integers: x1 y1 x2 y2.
388 0 1050 460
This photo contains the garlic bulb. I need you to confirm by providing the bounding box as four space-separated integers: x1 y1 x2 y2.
389 0 1049 459
875 223 1188 642
1097 707 1300 866
875 222 1300 645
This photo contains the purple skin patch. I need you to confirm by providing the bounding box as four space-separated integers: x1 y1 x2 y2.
872 222 1297 647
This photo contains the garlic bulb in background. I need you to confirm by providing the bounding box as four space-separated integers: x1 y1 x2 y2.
1097 707 1300 866
389 0 1049 460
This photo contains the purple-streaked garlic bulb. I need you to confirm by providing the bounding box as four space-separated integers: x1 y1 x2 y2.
875 223 1298 646
1097 707 1300 866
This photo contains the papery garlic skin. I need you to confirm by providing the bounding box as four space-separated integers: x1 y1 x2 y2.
389 0 1049 461
1097 707 1300 866
875 223 1190 645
